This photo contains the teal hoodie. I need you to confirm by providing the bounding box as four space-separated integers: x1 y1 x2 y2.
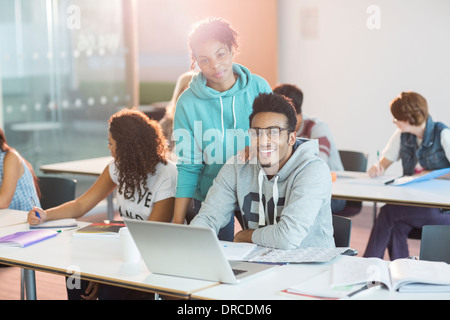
173 63 272 201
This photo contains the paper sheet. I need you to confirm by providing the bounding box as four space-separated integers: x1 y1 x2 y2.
248 247 349 263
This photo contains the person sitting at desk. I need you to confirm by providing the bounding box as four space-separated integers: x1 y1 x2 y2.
27 109 177 299
0 128 40 211
365 91 450 260
190 93 335 249
272 83 346 213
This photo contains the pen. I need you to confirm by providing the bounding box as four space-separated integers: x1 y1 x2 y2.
384 175 403 185
30 197 40 219
377 150 381 171
346 284 370 298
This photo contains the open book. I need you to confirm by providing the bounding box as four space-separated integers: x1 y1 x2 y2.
332 257 450 292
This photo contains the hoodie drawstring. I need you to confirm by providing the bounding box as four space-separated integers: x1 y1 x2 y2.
219 96 236 140
272 176 279 225
258 169 280 226
258 169 265 226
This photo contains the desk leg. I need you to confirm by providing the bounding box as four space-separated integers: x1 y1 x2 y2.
107 193 114 221
372 202 378 225
23 269 37 300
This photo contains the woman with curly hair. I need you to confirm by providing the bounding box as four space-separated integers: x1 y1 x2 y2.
27 108 177 299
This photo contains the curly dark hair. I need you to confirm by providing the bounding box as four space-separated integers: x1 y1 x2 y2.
109 109 167 200
188 17 239 69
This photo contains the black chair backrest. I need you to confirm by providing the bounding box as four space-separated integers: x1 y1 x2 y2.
420 225 450 263
332 215 352 247
38 176 77 210
338 150 369 172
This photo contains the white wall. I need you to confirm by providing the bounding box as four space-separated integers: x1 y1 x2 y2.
278 0 450 175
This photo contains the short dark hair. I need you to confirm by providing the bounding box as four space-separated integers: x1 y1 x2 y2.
188 17 239 69
249 93 297 133
272 84 304 114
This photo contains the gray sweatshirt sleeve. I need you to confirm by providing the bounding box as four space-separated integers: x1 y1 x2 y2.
190 163 238 234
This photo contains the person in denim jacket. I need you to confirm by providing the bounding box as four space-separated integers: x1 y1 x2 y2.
365 91 450 260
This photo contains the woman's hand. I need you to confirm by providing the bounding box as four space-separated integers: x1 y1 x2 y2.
368 163 385 178
81 282 99 300
27 207 47 225
238 146 255 163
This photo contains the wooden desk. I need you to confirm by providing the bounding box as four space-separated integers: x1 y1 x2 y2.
332 171 450 222
0 210 216 300
40 157 115 220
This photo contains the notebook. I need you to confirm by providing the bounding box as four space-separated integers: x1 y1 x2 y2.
124 219 276 284
0 229 58 247
29 218 78 229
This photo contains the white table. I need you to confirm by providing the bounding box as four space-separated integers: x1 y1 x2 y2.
10 122 62 155
332 171 450 222
0 210 217 300
40 157 114 220
192 255 450 300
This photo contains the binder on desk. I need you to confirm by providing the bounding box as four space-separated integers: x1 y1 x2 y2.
386 167 450 186
0 229 58 247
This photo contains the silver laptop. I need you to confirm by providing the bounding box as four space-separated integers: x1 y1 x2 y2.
124 219 276 284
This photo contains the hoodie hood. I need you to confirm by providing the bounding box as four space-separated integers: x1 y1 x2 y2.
189 63 253 99
189 64 253 138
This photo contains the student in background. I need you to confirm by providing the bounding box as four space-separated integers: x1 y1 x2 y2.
0 128 40 211
172 17 272 241
159 70 196 153
272 84 346 213
191 93 334 249
365 91 450 260
28 109 177 299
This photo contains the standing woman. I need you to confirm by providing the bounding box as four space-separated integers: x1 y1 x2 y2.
365 91 450 260
172 17 272 240
0 128 40 211
28 109 177 299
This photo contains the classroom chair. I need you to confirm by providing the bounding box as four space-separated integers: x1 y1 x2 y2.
37 176 77 209
20 176 77 299
334 150 369 217
332 214 352 247
419 225 450 264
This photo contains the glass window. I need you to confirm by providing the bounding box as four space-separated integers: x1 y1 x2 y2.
0 0 135 171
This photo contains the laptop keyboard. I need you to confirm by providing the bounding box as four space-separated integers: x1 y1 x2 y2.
232 268 246 276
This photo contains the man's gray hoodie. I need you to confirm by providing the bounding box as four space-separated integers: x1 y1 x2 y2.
191 138 335 250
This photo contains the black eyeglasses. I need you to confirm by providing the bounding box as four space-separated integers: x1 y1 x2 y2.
248 126 291 139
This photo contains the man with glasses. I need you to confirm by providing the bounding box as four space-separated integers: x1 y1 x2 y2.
191 93 334 249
